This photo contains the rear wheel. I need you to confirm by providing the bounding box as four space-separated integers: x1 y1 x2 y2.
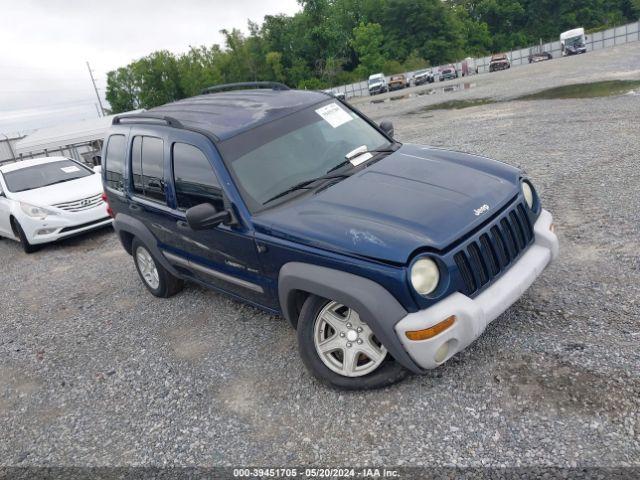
12 219 39 254
132 238 183 298
297 295 408 390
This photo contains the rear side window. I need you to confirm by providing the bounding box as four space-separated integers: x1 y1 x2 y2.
104 135 126 192
130 136 165 203
172 143 221 210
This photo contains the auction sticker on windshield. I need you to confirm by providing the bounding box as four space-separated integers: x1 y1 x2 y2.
315 103 353 128
61 166 80 173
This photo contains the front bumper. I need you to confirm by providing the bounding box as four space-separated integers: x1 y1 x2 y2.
395 209 558 370
19 204 113 245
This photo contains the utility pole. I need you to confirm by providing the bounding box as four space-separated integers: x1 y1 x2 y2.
86 61 105 117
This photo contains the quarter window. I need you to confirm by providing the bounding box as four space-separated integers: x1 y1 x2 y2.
172 143 221 210
130 136 165 203
104 135 126 192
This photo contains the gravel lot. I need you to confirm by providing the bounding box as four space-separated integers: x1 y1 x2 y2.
1 42 639 470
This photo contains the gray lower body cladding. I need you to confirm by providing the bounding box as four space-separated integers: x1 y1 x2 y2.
278 262 422 373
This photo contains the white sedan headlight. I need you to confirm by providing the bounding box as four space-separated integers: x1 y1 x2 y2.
522 181 534 209
410 257 440 296
20 202 58 220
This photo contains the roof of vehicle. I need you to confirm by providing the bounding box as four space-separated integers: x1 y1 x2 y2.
368 73 384 79
0 156 71 174
560 28 585 39
145 89 330 141
390 75 405 80
491 53 508 60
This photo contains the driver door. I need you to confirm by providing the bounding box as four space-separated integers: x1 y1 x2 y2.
156 131 273 309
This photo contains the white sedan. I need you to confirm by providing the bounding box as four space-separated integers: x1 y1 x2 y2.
0 156 112 253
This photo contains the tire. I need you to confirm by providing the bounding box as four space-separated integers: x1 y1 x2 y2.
12 219 39 254
132 238 183 298
296 295 408 390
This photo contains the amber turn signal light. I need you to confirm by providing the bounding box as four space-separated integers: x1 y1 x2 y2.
405 315 456 341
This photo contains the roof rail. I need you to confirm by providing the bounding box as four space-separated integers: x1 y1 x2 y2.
112 114 184 128
201 82 290 95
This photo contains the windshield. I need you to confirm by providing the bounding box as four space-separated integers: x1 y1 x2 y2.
3 159 92 193
565 35 584 48
368 77 383 86
219 101 390 212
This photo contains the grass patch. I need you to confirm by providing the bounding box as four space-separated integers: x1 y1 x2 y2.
412 98 496 113
515 80 640 100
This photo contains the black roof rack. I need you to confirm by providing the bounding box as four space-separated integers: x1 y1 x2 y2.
112 114 184 128
201 81 290 95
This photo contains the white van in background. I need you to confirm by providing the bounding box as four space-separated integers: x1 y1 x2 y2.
561 28 587 56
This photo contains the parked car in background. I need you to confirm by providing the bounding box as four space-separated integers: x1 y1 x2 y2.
561 28 587 56
489 54 511 72
102 82 558 390
528 51 553 63
413 69 434 86
0 157 111 253
323 89 346 101
439 65 458 81
368 73 388 95
388 74 409 91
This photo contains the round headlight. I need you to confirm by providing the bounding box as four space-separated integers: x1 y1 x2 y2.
522 181 534 209
410 258 440 296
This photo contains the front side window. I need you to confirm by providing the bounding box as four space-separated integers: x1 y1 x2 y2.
105 134 126 192
219 101 390 212
130 136 165 203
172 143 221 210
3 159 93 193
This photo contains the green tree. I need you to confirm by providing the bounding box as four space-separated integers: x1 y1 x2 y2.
351 22 386 76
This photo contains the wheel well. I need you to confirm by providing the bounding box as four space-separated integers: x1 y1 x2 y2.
287 289 311 329
119 230 135 255
9 216 19 237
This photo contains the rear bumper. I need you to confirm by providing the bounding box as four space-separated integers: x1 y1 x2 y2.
395 209 558 370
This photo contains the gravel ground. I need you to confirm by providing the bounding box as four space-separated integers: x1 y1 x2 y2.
1 42 639 470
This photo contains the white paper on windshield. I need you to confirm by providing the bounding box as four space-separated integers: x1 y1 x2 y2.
315 103 353 128
61 166 80 173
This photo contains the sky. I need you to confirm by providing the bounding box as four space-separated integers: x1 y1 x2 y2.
0 0 301 136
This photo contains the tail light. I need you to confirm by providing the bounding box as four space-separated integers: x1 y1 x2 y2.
101 192 114 218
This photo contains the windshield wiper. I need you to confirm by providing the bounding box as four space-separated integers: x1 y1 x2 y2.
44 177 81 187
326 144 398 174
262 173 351 206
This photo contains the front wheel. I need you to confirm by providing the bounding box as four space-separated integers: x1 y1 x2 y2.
297 295 408 390
13 219 39 254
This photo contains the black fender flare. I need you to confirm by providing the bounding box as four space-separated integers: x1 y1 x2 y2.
278 262 422 374
113 213 183 279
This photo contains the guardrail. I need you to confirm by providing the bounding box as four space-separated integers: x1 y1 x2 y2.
327 20 640 99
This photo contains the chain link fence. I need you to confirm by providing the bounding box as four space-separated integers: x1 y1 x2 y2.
328 20 640 100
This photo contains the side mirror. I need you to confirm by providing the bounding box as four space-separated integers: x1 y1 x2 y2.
185 203 231 230
379 120 394 138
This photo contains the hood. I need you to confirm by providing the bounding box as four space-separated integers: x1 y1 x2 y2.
254 144 521 264
8 173 102 206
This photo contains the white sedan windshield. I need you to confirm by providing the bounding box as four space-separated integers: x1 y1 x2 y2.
3 160 92 193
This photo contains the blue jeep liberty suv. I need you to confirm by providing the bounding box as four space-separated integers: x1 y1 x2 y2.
102 82 559 389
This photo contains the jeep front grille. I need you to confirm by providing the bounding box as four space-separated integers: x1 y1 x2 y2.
454 202 534 296
53 193 104 212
